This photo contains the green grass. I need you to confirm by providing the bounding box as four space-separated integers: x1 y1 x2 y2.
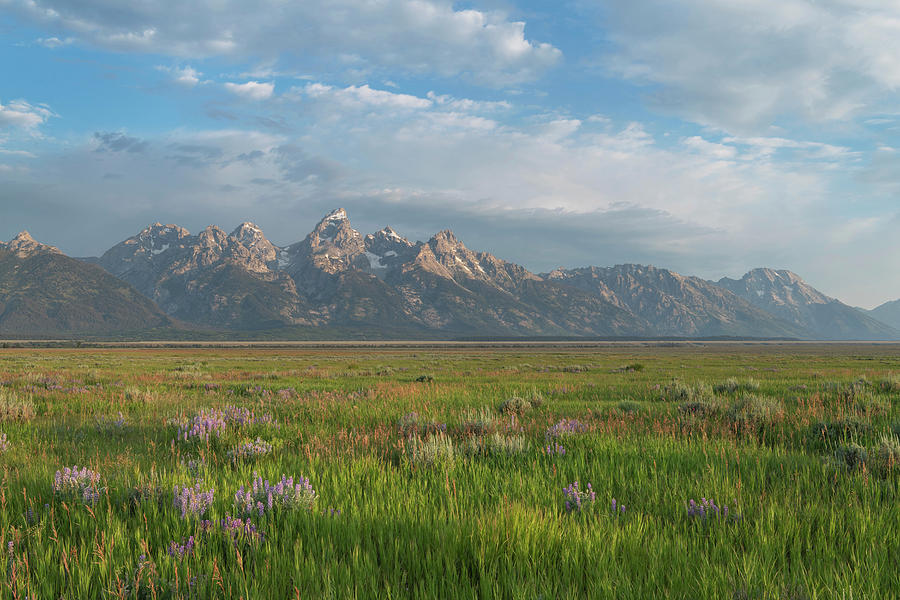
1 344 899 598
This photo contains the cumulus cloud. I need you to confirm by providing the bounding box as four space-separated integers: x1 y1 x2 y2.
0 99 55 130
4 82 891 304
224 81 274 100
6 0 560 84
602 0 900 132
156 65 204 86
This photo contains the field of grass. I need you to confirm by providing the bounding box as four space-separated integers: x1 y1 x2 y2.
1 343 899 599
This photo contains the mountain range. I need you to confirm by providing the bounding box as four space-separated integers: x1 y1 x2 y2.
2 209 897 340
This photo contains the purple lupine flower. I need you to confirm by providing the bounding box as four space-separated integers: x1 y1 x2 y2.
544 443 566 456
53 466 103 505
686 497 728 520
173 483 215 519
0 433 8 453
562 481 596 514
220 515 264 546
546 418 589 439
173 406 277 443
167 536 196 560
611 498 626 516
227 438 273 463
233 472 316 517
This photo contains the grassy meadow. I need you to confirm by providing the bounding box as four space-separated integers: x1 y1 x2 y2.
0 343 899 599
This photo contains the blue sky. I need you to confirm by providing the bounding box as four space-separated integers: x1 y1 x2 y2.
1 0 899 308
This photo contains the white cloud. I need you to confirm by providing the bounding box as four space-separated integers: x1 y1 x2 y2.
602 0 900 132
156 65 205 87
426 91 511 112
224 81 274 100
0 99 55 130
300 83 430 110
6 0 560 85
35 36 73 48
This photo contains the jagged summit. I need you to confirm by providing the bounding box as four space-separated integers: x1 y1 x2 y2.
1 231 62 258
34 207 895 339
323 208 348 222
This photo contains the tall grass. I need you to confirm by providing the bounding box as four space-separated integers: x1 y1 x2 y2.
0 345 898 598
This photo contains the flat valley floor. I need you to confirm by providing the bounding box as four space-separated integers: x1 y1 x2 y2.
1 343 898 598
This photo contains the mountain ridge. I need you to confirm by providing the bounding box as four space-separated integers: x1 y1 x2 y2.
2 212 897 339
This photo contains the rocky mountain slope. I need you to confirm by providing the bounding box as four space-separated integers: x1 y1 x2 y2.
544 264 807 338
6 210 896 340
0 232 172 335
867 299 900 331
715 268 896 340
92 210 646 337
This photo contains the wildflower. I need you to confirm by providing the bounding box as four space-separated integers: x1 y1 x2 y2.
220 515 264 546
546 418 588 439
167 536 196 560
686 497 729 520
173 483 215 519
53 466 103 505
227 438 273 463
611 498 626 516
562 481 596 513
233 473 316 517
0 433 8 453
545 443 565 456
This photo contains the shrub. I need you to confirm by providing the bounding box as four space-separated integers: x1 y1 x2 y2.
678 399 722 419
714 378 760 394
499 396 532 415
485 433 527 456
662 381 714 403
873 434 900 476
835 443 868 471
0 391 35 422
726 394 783 429
824 378 870 403
850 394 889 417
616 400 642 414
397 412 446 437
406 433 454 466
123 386 154 404
415 374 434 383
459 407 497 436
876 376 900 394
807 418 873 450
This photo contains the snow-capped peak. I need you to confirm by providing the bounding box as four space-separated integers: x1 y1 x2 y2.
324 208 348 222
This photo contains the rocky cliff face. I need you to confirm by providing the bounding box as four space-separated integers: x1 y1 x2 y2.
73 210 899 339
91 210 645 336
96 222 309 330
